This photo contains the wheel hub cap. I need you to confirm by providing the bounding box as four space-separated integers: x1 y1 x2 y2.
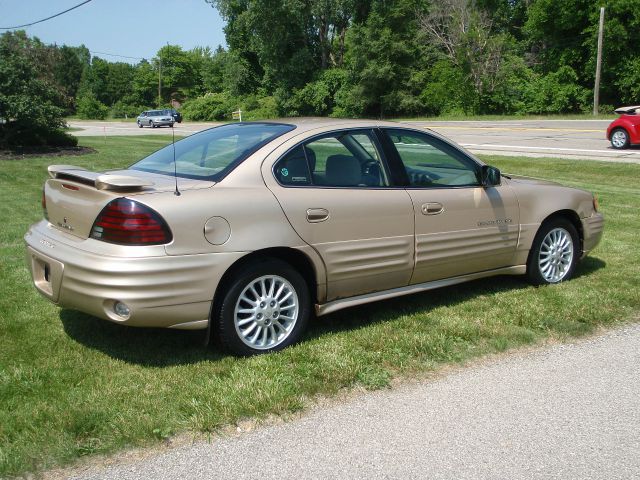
538 227 574 283
234 275 299 350
612 131 626 147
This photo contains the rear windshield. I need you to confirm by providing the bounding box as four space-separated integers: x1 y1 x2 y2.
130 123 295 181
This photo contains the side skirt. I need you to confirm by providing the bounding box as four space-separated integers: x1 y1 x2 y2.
315 265 526 317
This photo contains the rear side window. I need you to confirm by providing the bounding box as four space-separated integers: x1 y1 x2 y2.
274 146 312 185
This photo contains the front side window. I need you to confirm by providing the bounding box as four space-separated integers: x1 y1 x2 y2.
274 130 389 187
386 129 480 188
131 123 295 181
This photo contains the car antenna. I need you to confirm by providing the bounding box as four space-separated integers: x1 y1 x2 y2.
171 123 181 196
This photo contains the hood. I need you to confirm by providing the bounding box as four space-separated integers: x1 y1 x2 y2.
505 174 562 187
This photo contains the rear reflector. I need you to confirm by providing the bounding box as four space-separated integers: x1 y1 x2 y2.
90 198 172 245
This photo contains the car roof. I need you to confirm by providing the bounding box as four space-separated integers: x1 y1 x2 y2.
252 117 409 135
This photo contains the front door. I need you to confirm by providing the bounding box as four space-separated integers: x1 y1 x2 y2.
267 129 415 301
382 128 520 284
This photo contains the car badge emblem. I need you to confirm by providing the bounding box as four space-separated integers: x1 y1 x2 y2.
57 217 74 231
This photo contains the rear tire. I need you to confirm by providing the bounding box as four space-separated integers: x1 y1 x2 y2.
611 128 630 149
212 258 311 356
526 218 579 285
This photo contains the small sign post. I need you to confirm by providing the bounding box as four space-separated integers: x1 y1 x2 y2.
232 109 243 122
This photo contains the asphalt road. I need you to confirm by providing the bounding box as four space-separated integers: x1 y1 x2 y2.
65 323 640 480
68 119 640 163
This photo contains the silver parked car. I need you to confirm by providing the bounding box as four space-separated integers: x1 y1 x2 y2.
137 110 174 128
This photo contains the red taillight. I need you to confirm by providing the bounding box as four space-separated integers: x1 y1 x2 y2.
90 198 173 245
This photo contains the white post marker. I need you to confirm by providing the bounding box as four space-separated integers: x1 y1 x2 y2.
232 109 242 122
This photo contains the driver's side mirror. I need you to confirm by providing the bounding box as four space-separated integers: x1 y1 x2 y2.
481 165 501 187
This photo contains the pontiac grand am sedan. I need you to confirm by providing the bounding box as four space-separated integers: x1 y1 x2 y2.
25 119 604 355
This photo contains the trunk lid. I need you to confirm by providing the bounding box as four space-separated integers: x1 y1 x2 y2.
45 165 213 239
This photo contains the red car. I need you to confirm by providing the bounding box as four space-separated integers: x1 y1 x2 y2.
607 105 640 149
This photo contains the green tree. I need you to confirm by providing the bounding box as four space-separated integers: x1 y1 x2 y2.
131 59 157 107
339 0 427 117
52 45 88 108
0 31 75 147
155 45 198 104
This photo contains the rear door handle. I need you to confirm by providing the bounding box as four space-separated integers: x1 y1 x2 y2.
306 208 329 223
421 202 444 215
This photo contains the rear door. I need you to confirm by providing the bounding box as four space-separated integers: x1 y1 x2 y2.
266 129 415 301
381 128 520 284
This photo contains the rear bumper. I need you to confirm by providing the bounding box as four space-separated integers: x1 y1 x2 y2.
24 220 245 329
581 212 604 257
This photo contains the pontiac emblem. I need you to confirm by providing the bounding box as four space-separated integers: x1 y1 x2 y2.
57 217 74 231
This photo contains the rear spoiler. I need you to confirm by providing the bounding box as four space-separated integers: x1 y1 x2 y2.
614 105 640 115
47 165 154 191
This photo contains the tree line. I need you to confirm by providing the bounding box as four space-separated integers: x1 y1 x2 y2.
1 0 639 147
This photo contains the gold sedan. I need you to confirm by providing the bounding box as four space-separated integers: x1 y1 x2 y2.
25 119 604 355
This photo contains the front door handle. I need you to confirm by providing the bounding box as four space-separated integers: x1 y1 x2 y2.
421 202 444 215
306 208 330 223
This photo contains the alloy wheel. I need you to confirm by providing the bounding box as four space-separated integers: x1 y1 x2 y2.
233 275 299 350
538 227 574 283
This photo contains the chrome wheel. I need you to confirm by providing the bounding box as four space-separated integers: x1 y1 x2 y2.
234 275 299 350
538 227 574 283
611 129 628 149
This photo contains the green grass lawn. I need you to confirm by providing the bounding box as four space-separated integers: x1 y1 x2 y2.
1 136 639 477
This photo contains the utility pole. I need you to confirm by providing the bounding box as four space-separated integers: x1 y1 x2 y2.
593 6 605 116
158 56 162 108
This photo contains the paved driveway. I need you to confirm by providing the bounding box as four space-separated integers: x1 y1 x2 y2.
65 323 640 480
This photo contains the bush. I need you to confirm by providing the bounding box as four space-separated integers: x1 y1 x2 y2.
181 92 234 121
1 121 77 148
522 66 589 114
181 92 280 121
76 93 109 120
241 95 279 120
291 69 349 116
0 31 72 148
111 101 149 119
615 58 640 106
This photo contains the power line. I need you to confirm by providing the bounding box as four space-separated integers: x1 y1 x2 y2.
90 50 145 61
0 0 93 30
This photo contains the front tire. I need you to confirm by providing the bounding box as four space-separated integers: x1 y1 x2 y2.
611 128 630 149
137 121 143 128
526 218 579 285
213 259 311 356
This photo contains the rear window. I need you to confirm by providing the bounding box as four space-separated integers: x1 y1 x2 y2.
130 123 295 181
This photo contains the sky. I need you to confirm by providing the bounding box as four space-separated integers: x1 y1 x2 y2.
0 0 227 62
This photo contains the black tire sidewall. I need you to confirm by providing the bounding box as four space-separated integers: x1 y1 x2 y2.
527 218 580 285
213 259 311 356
